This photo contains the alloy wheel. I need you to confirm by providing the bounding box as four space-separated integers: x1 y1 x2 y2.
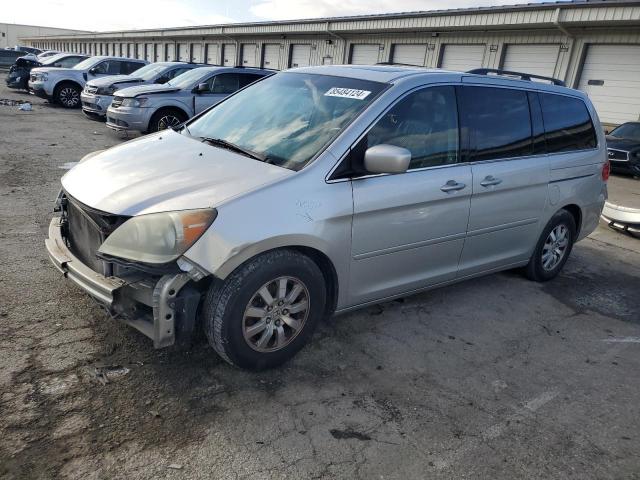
157 115 182 130
59 87 79 107
242 276 310 353
541 224 569 271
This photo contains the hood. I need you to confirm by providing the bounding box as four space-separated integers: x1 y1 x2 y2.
61 130 293 216
606 135 640 151
87 75 141 88
115 83 180 98
31 66 80 76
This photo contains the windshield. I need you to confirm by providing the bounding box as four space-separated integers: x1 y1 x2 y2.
132 63 170 81
167 68 209 89
73 57 101 70
41 53 67 65
187 72 386 170
610 123 640 142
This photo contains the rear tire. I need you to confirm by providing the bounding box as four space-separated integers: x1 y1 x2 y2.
525 209 576 282
148 108 187 133
203 249 326 370
54 82 81 108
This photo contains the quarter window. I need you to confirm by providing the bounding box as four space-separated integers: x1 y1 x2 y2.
539 93 597 153
459 86 533 161
364 86 459 169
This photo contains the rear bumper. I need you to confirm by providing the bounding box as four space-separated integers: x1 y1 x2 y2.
45 217 198 348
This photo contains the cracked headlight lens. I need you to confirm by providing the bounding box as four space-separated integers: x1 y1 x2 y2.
98 209 217 264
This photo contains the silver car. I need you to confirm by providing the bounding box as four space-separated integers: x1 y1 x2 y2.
46 65 608 370
29 56 148 108
105 66 271 133
81 62 200 119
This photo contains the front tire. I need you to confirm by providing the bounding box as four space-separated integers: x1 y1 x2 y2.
525 209 576 282
148 108 187 133
54 82 81 108
203 249 327 370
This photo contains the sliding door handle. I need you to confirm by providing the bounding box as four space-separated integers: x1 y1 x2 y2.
440 180 466 192
480 175 503 187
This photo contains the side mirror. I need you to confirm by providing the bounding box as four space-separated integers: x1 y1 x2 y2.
196 82 209 93
364 144 411 174
88 67 97 74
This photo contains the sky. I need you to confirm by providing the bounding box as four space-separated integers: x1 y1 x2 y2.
4 0 552 32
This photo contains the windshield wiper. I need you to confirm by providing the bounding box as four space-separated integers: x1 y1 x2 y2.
200 137 267 162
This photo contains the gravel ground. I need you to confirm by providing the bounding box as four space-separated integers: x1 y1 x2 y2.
1 83 639 480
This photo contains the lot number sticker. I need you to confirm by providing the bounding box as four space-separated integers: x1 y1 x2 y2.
324 87 371 100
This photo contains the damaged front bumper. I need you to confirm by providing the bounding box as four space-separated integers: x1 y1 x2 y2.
45 217 201 348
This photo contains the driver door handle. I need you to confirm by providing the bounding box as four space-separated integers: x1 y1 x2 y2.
440 180 466 192
480 175 503 187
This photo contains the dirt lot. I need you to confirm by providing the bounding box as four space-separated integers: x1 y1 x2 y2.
1 82 639 480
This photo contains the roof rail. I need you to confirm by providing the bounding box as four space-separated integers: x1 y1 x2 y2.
376 61 423 68
466 68 565 86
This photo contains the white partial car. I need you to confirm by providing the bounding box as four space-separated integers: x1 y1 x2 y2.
29 56 148 108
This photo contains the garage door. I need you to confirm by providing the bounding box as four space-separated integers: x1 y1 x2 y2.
145 43 154 62
154 43 162 62
262 44 281 69
392 44 427 66
191 44 203 63
128 43 135 58
290 44 311 68
578 44 640 125
350 44 380 65
439 44 485 72
502 44 559 79
177 43 189 62
205 43 218 64
166 43 175 61
241 44 257 67
222 44 236 66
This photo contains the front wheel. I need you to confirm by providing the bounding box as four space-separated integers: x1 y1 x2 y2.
54 83 81 108
525 209 576 282
148 108 187 133
203 249 327 370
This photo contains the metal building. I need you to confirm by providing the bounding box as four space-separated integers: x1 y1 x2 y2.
20 0 640 127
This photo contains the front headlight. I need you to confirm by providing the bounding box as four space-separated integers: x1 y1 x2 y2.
35 72 48 81
97 85 116 95
98 208 217 264
121 97 148 107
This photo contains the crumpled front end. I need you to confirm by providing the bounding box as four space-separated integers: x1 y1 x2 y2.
45 193 204 348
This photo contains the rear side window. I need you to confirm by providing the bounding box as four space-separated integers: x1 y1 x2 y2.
121 61 145 75
539 93 597 153
239 73 264 88
459 86 533 161
212 73 239 94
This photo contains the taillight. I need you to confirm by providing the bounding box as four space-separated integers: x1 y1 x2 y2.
602 159 611 182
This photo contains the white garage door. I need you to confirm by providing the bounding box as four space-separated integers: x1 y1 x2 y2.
502 44 559 79
128 43 135 58
262 44 281 69
350 44 380 65
166 43 175 61
191 44 203 63
222 44 236 66
154 43 162 62
290 44 311 68
440 44 485 72
241 44 258 67
145 43 154 62
391 44 427 66
205 43 218 64
177 43 189 62
578 44 640 125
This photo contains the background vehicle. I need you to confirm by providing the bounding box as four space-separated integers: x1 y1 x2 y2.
29 56 148 108
82 62 203 119
6 53 87 90
47 66 608 370
0 49 27 67
106 66 271 133
606 122 640 176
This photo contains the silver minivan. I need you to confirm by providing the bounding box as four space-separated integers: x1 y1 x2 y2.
46 65 608 370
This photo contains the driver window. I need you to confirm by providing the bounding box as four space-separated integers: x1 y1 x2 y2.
92 61 110 74
365 86 459 169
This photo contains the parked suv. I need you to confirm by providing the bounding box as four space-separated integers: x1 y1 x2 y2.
29 56 148 108
105 66 271 133
6 53 87 90
81 62 202 119
46 66 608 370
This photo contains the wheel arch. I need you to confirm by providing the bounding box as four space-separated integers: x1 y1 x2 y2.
53 79 82 95
560 203 582 236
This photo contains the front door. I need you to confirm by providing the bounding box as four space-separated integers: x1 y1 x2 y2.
193 72 237 114
349 85 472 305
456 85 549 276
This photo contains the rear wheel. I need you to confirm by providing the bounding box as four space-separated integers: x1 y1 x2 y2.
149 108 187 133
525 209 576 282
54 82 81 108
203 249 327 370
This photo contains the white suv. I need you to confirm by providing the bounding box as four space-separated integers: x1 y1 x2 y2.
29 56 147 108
